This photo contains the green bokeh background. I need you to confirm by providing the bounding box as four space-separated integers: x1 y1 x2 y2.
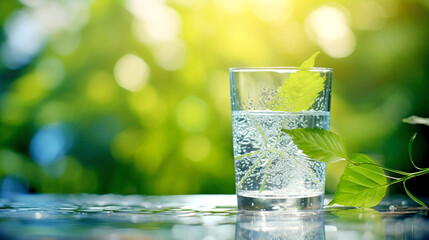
0 0 428 196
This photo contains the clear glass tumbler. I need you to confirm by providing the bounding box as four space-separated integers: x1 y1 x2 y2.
229 67 333 211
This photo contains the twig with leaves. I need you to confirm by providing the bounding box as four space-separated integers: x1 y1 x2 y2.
284 116 429 208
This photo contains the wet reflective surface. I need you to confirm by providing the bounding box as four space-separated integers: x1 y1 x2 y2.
0 194 427 239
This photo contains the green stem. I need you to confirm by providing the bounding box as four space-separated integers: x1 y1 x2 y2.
259 158 272 192
259 120 287 193
234 150 262 160
350 161 410 176
407 133 427 171
403 180 428 208
237 153 264 189
235 116 269 190
383 168 429 188
258 120 288 193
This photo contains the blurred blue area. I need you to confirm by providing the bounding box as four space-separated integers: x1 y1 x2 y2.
30 123 73 166
1 175 29 194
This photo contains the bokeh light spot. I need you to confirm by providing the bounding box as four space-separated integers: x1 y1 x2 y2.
0 93 27 125
0 149 24 173
30 123 74 166
181 135 211 162
128 86 160 115
32 1 68 33
86 71 118 103
2 10 45 69
0 176 29 194
13 73 46 105
34 101 73 126
308 6 349 40
2 1 90 69
152 38 187 71
35 57 65 89
305 5 356 58
175 96 210 133
111 129 142 162
127 0 181 43
114 54 150 92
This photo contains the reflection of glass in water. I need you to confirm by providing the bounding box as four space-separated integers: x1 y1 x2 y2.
235 212 325 240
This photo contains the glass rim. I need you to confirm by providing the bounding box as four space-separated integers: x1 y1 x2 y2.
229 67 332 73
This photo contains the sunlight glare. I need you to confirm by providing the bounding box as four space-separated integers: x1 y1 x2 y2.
305 5 355 58
127 0 181 43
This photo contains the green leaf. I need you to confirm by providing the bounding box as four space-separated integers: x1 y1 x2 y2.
403 180 428 208
271 52 326 112
402 115 429 126
408 133 424 170
329 153 388 208
300 51 320 68
282 128 348 163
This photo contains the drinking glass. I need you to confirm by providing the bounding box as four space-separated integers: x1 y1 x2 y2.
229 67 333 211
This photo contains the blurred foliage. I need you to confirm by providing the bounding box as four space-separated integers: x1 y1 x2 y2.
0 0 428 196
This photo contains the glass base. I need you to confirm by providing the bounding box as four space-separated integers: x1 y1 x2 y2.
236 211 325 239
237 192 324 212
